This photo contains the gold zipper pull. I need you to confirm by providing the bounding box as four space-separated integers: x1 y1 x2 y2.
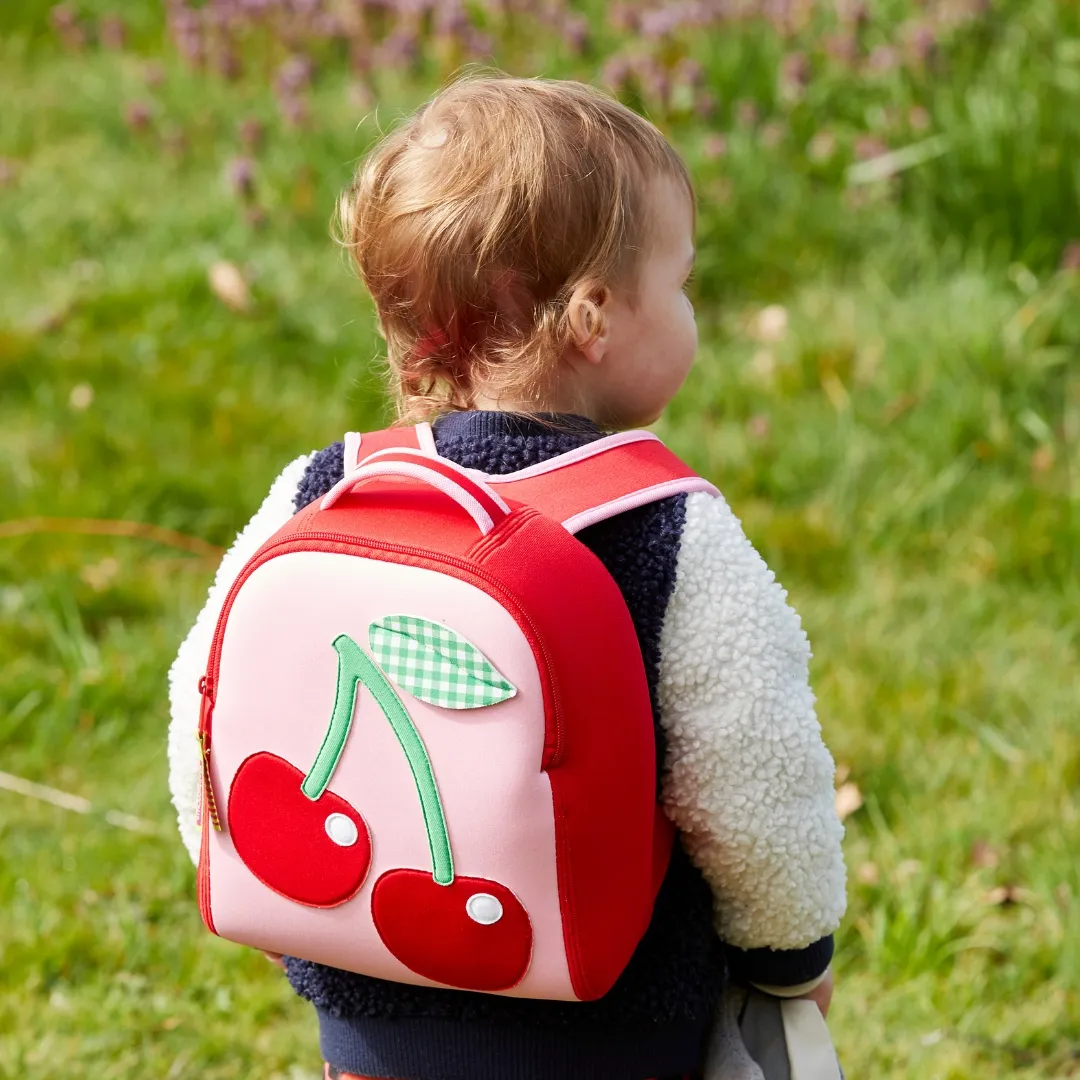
197 730 222 832
197 676 222 832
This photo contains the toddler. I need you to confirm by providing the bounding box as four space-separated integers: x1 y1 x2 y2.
168 72 846 1080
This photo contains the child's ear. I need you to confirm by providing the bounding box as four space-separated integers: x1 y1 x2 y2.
566 282 611 366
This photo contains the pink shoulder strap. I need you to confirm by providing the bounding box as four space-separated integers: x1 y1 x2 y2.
343 424 718 534
478 431 719 533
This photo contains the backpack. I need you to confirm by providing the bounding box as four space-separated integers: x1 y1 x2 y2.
195 423 718 1002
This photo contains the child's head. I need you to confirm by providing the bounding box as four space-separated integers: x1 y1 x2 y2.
339 72 697 428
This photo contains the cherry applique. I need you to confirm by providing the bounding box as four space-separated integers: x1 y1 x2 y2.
228 752 371 907
355 623 534 992
227 634 372 907
372 870 532 992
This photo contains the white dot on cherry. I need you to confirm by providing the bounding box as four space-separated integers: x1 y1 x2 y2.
466 892 504 925
324 813 359 847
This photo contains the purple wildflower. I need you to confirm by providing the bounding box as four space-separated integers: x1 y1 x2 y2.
50 4 86 50
702 133 727 160
823 32 858 66
434 0 469 38
310 13 342 38
349 38 373 76
375 27 420 68
608 3 637 32
1060 242 1080 273
675 57 704 87
695 91 717 120
50 2 76 29
275 54 315 96
348 80 374 111
779 51 810 102
836 0 868 28
278 94 309 129
98 14 126 49
600 55 633 93
640 6 684 39
936 0 989 27
239 117 264 150
124 101 153 131
168 6 204 67
735 99 759 127
226 156 257 199
462 29 493 60
908 105 931 131
214 47 243 80
867 45 900 73
561 14 589 54
908 23 938 65
747 414 771 440
763 0 794 35
854 135 887 160
639 58 670 108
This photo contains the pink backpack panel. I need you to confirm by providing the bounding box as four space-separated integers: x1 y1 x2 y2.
195 425 717 1002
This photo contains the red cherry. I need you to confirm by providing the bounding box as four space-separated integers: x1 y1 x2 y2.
227 751 371 907
372 869 532 991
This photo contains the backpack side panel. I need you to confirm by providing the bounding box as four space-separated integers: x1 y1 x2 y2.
475 513 663 1001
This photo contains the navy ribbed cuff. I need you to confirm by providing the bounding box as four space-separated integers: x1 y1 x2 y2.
725 934 834 988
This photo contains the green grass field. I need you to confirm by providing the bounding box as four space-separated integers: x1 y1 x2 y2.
1 0 1078 1076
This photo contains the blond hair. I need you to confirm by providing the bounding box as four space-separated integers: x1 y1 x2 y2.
337 71 694 422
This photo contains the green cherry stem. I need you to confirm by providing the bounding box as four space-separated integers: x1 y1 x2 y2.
335 633 455 886
300 633 454 884
301 634 365 802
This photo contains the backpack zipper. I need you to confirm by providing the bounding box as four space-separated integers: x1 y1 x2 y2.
197 676 221 831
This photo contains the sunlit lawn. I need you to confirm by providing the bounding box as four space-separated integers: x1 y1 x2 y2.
1 1 1078 1076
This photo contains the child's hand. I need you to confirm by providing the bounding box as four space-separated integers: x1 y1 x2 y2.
263 951 286 970
797 968 833 1019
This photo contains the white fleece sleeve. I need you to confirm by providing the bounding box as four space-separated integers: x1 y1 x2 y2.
167 455 312 864
657 490 847 951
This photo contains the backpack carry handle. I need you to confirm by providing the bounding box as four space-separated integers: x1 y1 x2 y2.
319 450 512 536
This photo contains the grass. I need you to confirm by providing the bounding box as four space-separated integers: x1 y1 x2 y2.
1 0 1078 1077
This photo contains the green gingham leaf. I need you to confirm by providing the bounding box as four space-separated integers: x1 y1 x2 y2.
368 616 517 710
